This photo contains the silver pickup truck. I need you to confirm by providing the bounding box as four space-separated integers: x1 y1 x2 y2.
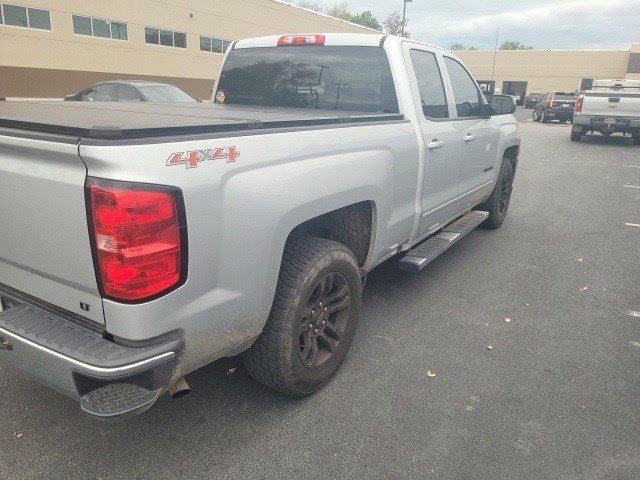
572 79 640 144
0 33 520 419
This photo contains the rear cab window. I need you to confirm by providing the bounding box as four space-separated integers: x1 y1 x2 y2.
443 57 483 118
215 46 399 113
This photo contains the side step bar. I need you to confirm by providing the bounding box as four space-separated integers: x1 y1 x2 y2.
398 211 489 273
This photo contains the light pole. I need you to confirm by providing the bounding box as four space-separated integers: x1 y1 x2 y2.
401 0 412 37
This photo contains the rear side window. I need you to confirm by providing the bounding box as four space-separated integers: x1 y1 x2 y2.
410 50 448 119
216 46 399 113
444 57 482 118
117 85 142 102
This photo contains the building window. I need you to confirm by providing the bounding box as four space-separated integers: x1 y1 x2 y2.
146 27 186 48
72 14 127 40
200 35 231 54
1 4 50 30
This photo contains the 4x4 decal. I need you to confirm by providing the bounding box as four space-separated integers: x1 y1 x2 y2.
166 147 239 169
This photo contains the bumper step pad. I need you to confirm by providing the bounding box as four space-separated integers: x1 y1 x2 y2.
399 210 489 272
81 383 163 420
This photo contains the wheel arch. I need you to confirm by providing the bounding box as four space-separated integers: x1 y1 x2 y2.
285 201 376 271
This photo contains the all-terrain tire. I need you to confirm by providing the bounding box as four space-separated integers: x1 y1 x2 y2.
633 133 640 146
242 236 362 396
479 157 514 229
570 130 583 142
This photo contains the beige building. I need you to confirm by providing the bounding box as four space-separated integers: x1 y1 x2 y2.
457 45 640 99
1 1 638 101
0 0 373 99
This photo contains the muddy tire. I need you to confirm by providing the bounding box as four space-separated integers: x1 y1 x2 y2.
242 236 362 396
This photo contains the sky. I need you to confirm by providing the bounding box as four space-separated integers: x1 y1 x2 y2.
303 0 640 50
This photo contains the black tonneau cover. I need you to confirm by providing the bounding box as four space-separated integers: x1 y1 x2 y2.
0 101 404 140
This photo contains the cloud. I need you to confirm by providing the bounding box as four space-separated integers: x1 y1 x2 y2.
305 0 640 50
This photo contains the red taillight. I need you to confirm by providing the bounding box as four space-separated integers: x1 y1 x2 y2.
87 179 186 302
574 95 584 113
277 34 325 47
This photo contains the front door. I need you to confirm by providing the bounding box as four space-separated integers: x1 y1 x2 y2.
442 56 499 210
405 48 463 237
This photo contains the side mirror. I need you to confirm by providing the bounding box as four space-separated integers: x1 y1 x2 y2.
490 94 517 115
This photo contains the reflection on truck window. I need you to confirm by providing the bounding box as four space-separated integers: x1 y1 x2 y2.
216 46 399 113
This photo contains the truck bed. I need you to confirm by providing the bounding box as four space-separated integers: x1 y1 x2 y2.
0 101 404 141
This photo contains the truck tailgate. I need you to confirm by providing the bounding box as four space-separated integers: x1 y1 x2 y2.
0 132 104 324
583 93 640 118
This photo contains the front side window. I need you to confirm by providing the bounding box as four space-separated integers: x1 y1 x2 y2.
137 85 196 103
444 57 482 118
410 50 448 119
216 46 399 113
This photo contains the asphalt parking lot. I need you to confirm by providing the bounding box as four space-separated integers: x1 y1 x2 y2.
1 108 639 480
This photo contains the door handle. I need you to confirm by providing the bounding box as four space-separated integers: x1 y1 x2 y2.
427 140 445 150
464 134 477 142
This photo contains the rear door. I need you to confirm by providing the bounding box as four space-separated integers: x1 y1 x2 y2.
405 47 463 236
442 56 499 210
0 133 104 323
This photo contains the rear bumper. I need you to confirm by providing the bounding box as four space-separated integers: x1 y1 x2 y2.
0 289 184 419
546 108 573 120
573 115 640 131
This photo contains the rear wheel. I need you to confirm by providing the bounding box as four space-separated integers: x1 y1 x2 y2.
540 111 547 123
242 236 362 396
479 157 514 229
570 130 583 142
633 133 640 146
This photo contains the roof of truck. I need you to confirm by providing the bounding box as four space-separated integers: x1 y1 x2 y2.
0 101 404 142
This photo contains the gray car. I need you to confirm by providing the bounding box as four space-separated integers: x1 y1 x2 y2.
64 80 199 103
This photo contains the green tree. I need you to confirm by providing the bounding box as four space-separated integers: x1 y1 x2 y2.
350 10 382 30
301 2 382 31
383 11 410 37
297 1 323 11
500 40 533 50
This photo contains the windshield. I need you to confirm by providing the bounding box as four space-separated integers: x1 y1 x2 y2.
216 46 399 113
138 85 197 102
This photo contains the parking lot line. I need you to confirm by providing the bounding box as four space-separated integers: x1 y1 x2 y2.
621 164 640 169
625 222 640 227
623 185 640 189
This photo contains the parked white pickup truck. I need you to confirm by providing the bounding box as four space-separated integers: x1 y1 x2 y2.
0 33 520 419
572 79 640 144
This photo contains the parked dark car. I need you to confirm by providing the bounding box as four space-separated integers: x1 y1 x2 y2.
65 81 199 103
524 93 543 108
532 92 577 123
